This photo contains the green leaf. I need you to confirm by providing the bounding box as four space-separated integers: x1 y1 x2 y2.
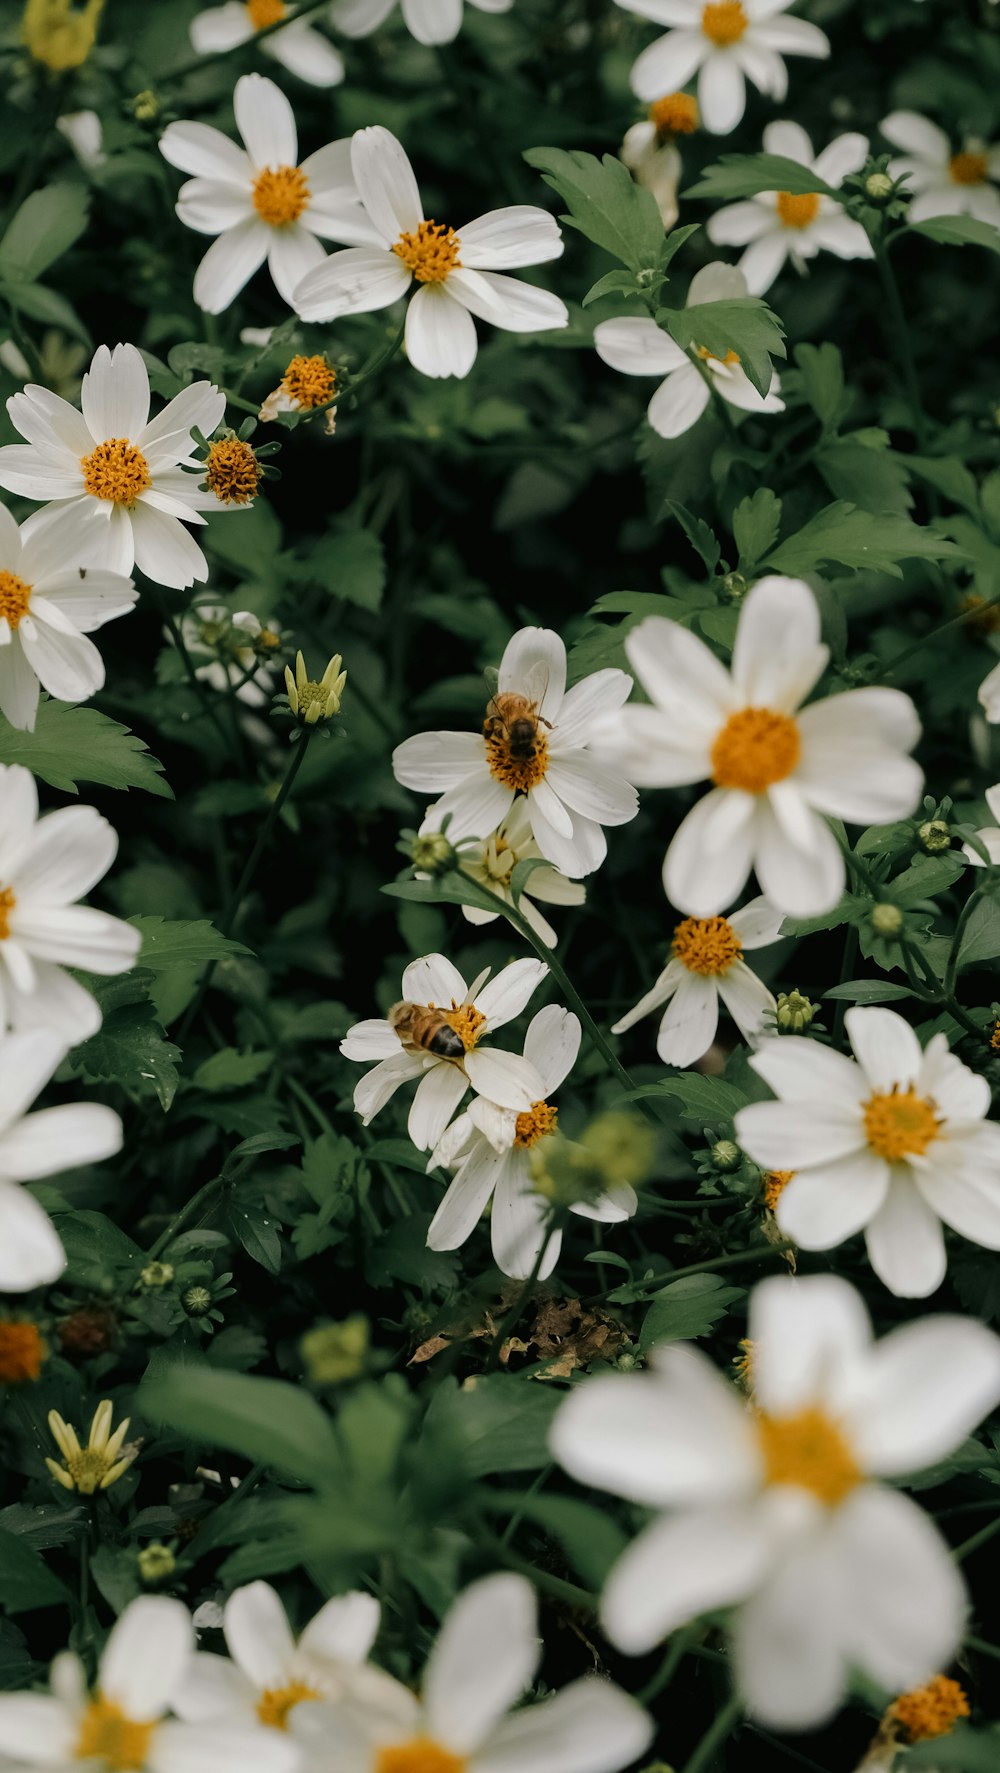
684 153 840 204
192 1049 274 1092
283 525 386 613
957 894 1000 967
823 980 920 1004
383 873 507 920
70 1004 181 1111
581 268 640 307
0 703 171 797
523 147 666 274
888 854 967 907
635 1074 750 1127
732 488 782 570
482 1490 626 1589
660 500 722 574
639 1274 745 1352
908 214 1000 256
227 1201 283 1274
793 341 849 432
764 502 962 578
908 1728 1000 1771
141 1367 343 1486
816 432 913 516
0 185 90 282
663 296 786 397
907 454 981 513
0 1530 68 1613
129 916 250 973
422 1374 560 1477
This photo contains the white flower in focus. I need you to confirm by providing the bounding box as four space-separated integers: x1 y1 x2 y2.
191 2 345 87
291 1573 652 1773
707 121 872 293
159 74 377 314
615 0 829 134
612 896 782 1066
620 92 699 227
0 763 141 1041
735 1006 1000 1298
55 109 105 168
427 1005 637 1278
332 0 511 44
0 1595 298 1773
0 1031 122 1293
431 797 586 948
0 343 226 591
0 504 137 730
882 111 1000 226
598 576 923 917
341 951 549 1150
962 782 1000 865
550 1272 1000 1729
394 627 637 877
594 263 784 440
294 126 568 380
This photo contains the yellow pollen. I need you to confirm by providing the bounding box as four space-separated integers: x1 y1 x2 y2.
649 92 699 137
252 164 310 226
247 0 286 25
891 1676 970 1744
991 1017 1000 1052
696 344 741 367
0 568 32 630
75 1697 155 1770
0 885 16 940
204 437 262 505
440 1002 487 1052
280 353 336 409
257 1681 320 1729
515 1100 559 1148
81 438 151 507
375 1741 468 1773
0 1319 46 1384
949 151 988 186
757 1405 862 1506
763 1169 794 1211
701 1 748 46
672 915 742 976
776 190 821 228
483 712 549 792
710 707 802 794
863 1087 940 1162
392 220 461 283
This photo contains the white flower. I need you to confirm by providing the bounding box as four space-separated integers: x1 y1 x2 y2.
598 576 923 917
707 121 872 292
294 126 568 380
394 626 637 877
0 343 226 591
0 1595 297 1773
612 896 782 1066
191 2 345 87
0 330 88 401
0 763 141 1042
0 503 137 731
341 951 549 1151
427 1005 637 1278
332 0 511 44
963 782 1000 865
735 1006 1000 1298
55 109 105 168
615 0 829 134
291 1573 652 1773
550 1271 1000 1729
0 1030 122 1294
882 110 1000 226
594 263 784 440
980 658 1000 723
159 74 377 314
429 796 585 948
175 602 277 707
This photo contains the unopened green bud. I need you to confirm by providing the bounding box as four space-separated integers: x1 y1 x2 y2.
722 571 749 601
711 1139 741 1172
616 1351 640 1372
579 1110 656 1190
918 819 951 854
871 901 904 936
409 831 458 875
132 90 159 122
776 989 817 1032
865 171 894 201
141 1261 174 1289
137 1542 176 1584
301 1315 369 1384
182 1286 212 1314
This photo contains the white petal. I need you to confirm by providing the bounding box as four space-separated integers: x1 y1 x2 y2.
498 626 566 719
465 1049 546 1110
474 1678 653 1773
731 575 825 712
0 1694 75 1761
267 21 345 85
234 72 297 169
602 1504 773 1653
295 245 411 319
916 1155 1000 1249
774 1154 888 1249
0 635 40 730
159 119 252 181
267 223 327 307
458 206 563 269
101 1596 193 1720
491 1154 561 1280
647 362 711 437
698 52 747 135
864 1175 946 1298
428 1139 505 1249
715 961 775 1040
664 790 757 915
656 970 720 1066
552 669 633 747
880 111 950 166
151 1719 300 1773
224 1583 296 1688
20 616 104 704
747 1033 864 1108
523 1004 581 1096
752 799 845 918
340 1019 401 1061
474 957 549 1028
351 125 423 242
624 611 733 722
353 1051 425 1123
405 282 478 379
761 119 814 164
753 14 829 55
177 177 255 235
845 1005 922 1091
407 1062 469 1150
81 343 150 444
401 952 469 1005
707 200 776 247
735 1100 866 1170
447 269 567 334
0 1182 66 1290
424 1574 538 1753
731 1533 846 1730
748 1272 873 1418
848 1315 1000 1476
299 1592 381 1664
630 30 709 103
0 1102 122 1180
193 219 271 314
835 1486 965 1693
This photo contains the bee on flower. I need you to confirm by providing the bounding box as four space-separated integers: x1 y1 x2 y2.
614 0 829 134
190 1 346 88
620 92 699 227
707 120 873 293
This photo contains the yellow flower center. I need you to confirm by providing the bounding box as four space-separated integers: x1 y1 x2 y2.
0 1318 46 1384
392 220 461 283
671 914 742 976
891 1676 970 1744
280 353 336 409
247 0 286 25
75 1697 155 1770
649 92 699 137
862 1087 940 1162
257 1681 320 1729
701 1 748 46
0 885 16 940
252 164 310 226
514 1100 559 1148
696 344 741 367
63 1448 117 1494
949 151 988 186
710 707 802 794
776 190 821 228
81 438 151 507
441 1003 487 1052
375 1741 468 1773
757 1406 862 1506
204 437 261 505
0 568 32 630
763 1169 794 1211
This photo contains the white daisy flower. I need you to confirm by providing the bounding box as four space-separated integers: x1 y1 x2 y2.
551 1271 1000 1730
0 343 226 592
707 120 872 293
594 262 785 441
615 0 829 134
427 1005 637 1278
427 796 586 949
620 92 700 228
293 126 568 380
0 1595 298 1773
735 1006 1000 1298
190 2 345 87
291 1573 652 1773
394 626 638 878
341 951 549 1151
0 503 137 731
0 763 141 1042
159 74 378 315
0 1030 122 1293
962 782 1000 865
174 602 278 708
612 896 782 1067
882 110 1000 226
332 0 511 45
598 576 923 917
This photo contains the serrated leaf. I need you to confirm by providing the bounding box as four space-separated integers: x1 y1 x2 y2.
660 499 722 573
764 502 963 578
685 153 840 204
793 341 849 432
957 894 1000 967
663 295 785 397
192 1048 274 1092
0 703 171 797
639 1274 745 1352
908 215 1000 255
70 1004 181 1111
129 917 251 973
0 185 90 282
523 147 666 274
732 487 782 570
0 1530 69 1613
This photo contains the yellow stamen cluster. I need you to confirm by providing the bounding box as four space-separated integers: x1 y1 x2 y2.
733 1337 754 1388
710 707 802 794
205 437 262 505
777 191 821 229
649 93 699 138
75 1696 154 1769
862 1087 940 1162
701 1 748 46
81 438 151 507
0 568 32 630
991 1018 1000 1052
284 649 347 724
257 1681 320 1730
515 1100 559 1148
252 164 310 226
0 885 16 940
890 1675 970 1743
393 220 461 283
757 1405 862 1506
696 345 741 368
46 1399 137 1495
281 354 337 410
0 1319 46 1384
247 0 286 26
441 1003 487 1051
672 914 742 976
375 1741 468 1773
21 0 104 71
949 151 988 186
762 1169 794 1211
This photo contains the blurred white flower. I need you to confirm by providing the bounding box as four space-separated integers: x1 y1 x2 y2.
615 0 829 134
55 109 105 167
174 603 279 707
620 92 699 226
612 896 782 1066
707 120 872 292
962 782 1000 865
0 331 88 401
190 2 345 86
427 797 585 948
882 111 1000 226
332 0 511 44
978 658 1000 722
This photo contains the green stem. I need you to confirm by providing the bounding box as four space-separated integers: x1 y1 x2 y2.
681 1691 743 1773
158 599 233 753
965 1634 1000 1662
144 1175 223 1260
334 318 406 411
875 244 928 450
953 1511 1000 1563
637 1624 698 1706
945 884 987 997
883 592 1000 680
590 1242 791 1304
164 0 332 78
473 1526 596 1612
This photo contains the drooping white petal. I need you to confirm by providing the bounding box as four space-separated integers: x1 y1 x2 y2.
407 1062 469 1150
100 1595 193 1721
351 125 423 243
424 1574 539 1754
864 1175 947 1298
847 1315 1000 1476
427 1139 505 1249
405 282 479 379
602 1501 774 1653
474 1677 654 1773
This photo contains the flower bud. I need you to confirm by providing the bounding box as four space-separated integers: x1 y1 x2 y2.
141 1261 174 1288
408 830 459 875
301 1315 369 1384
918 819 951 853
711 1139 741 1172
138 1542 176 1585
871 902 904 935
776 989 816 1032
865 171 894 201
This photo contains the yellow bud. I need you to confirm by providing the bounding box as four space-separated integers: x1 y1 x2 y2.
22 0 103 70
301 1315 369 1384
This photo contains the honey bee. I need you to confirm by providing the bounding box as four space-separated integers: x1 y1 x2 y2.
483 691 551 762
389 1001 465 1059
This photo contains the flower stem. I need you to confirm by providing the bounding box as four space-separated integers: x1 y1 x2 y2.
681 1691 743 1773
874 243 928 450
952 1511 1000 1563
589 1242 791 1304
882 592 1000 680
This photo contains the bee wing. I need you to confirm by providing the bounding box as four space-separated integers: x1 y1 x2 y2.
520 657 551 716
